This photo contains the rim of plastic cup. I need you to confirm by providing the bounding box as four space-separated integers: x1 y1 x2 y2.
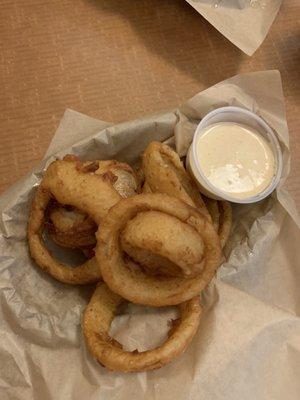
192 106 283 204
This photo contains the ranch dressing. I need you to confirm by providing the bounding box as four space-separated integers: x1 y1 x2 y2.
195 122 275 199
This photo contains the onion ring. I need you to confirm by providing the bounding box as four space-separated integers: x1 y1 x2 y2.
142 142 210 218
96 193 222 306
82 282 202 372
28 158 121 284
46 159 139 249
120 210 205 277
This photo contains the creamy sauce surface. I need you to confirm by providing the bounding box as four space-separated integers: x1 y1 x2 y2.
196 123 275 199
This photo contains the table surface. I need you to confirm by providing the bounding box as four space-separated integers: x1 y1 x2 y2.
0 0 299 208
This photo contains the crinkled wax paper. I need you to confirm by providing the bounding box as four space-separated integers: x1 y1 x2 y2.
0 70 299 400
185 0 282 55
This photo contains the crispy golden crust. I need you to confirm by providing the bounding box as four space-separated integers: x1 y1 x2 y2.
142 142 210 219
204 198 232 248
95 160 139 198
121 210 205 277
41 159 121 223
82 283 201 372
47 206 97 249
218 201 232 248
28 158 122 284
96 193 222 306
122 246 183 277
28 186 101 284
135 167 145 193
203 198 220 232
141 181 152 194
46 159 139 249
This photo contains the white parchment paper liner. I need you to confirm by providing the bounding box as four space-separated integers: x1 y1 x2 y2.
0 70 299 400
185 0 282 55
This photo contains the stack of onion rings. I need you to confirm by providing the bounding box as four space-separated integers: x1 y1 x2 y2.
27 141 233 373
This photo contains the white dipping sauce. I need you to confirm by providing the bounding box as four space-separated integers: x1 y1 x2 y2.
195 123 275 199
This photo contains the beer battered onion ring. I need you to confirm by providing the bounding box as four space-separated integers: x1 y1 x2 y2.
96 194 222 306
82 283 202 372
142 142 232 249
28 159 121 284
47 160 139 249
142 142 210 219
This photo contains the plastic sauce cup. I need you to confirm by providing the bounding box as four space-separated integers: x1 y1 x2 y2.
186 106 283 204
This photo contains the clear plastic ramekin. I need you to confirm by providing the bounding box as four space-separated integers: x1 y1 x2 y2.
186 106 283 204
